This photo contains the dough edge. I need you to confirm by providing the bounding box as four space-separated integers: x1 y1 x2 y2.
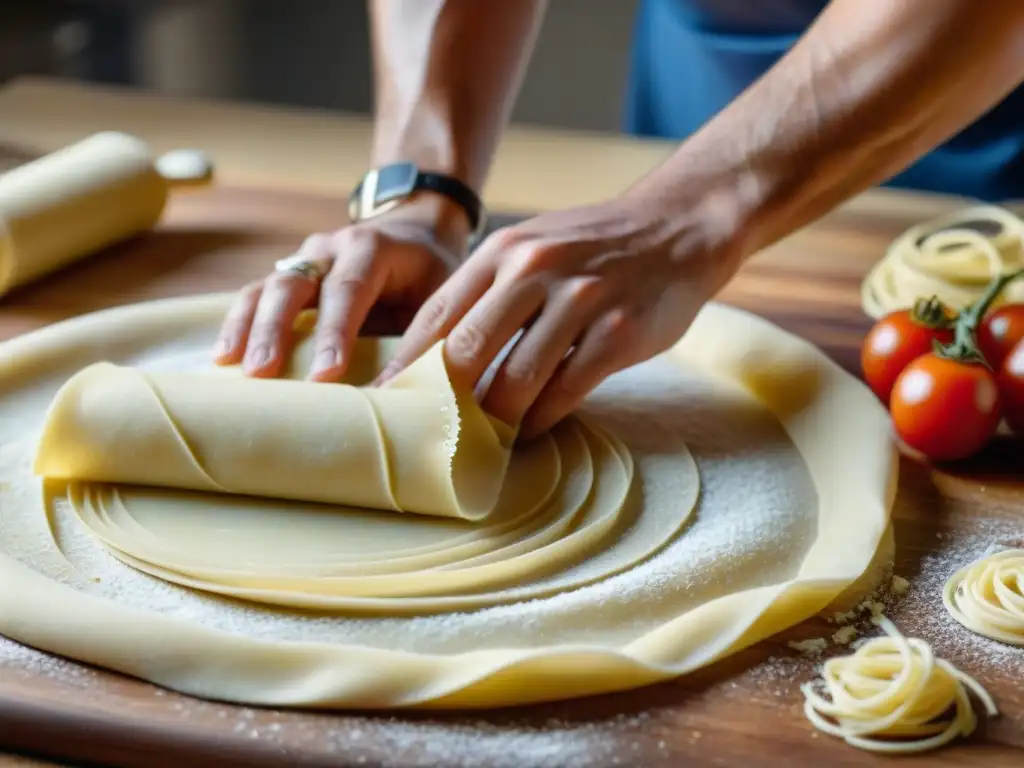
0 292 897 710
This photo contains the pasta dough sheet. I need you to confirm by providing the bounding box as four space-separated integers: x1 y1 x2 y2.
34 341 514 521
35 321 696 611
0 294 896 710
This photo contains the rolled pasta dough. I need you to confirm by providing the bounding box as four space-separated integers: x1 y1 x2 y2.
35 341 514 520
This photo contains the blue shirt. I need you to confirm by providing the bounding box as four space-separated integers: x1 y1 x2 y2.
625 0 1024 200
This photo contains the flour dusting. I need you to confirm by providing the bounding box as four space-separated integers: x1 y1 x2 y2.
0 356 818 655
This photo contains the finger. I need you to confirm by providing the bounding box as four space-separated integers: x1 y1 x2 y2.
213 281 262 365
242 249 331 382
519 308 639 439
442 275 548 392
243 236 334 377
482 278 606 426
243 272 320 377
375 258 497 385
373 227 524 384
307 242 387 382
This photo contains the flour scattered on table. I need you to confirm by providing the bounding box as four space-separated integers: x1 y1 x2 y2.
728 517 1023 707
154 688 666 768
0 634 98 690
887 516 1023 676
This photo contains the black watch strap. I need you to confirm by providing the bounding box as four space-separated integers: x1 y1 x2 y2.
349 162 485 238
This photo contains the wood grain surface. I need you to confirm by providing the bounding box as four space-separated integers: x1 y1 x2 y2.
0 183 1021 768
0 76 675 212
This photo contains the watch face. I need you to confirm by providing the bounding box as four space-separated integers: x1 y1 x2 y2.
375 163 418 202
351 163 419 222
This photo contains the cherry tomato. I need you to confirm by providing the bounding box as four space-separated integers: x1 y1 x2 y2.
861 310 953 404
999 338 1024 434
977 304 1024 370
890 354 1001 462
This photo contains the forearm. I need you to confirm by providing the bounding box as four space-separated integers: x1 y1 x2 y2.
368 0 546 193
633 0 1024 269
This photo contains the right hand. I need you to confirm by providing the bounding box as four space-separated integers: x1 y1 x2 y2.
212 198 469 381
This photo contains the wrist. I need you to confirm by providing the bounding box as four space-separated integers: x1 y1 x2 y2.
351 157 484 254
625 159 765 289
371 113 477 192
357 193 473 258
406 192 474 250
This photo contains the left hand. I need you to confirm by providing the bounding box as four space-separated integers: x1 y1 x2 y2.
375 196 741 439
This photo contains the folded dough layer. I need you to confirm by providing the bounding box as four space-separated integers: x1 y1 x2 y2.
54 416 666 613
34 342 515 520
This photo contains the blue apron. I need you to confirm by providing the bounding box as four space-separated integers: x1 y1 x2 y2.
625 0 1024 200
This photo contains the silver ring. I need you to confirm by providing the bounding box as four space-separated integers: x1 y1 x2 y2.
274 253 332 282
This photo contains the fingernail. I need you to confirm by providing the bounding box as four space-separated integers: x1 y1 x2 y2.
311 348 340 375
245 345 270 371
212 337 231 360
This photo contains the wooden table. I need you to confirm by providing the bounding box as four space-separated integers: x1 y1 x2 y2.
0 79 1021 768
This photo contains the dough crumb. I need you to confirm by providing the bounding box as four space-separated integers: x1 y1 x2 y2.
834 596 886 626
832 608 856 625
788 638 828 656
890 575 910 595
832 626 858 646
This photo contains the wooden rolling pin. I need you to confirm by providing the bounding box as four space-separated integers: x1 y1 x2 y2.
0 131 214 297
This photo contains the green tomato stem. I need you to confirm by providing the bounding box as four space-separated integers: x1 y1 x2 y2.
910 296 955 329
935 266 1024 365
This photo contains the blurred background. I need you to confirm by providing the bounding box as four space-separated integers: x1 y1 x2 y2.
0 0 638 132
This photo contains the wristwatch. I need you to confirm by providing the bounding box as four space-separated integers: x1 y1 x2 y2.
348 162 487 244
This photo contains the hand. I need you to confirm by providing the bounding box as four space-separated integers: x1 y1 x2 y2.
377 196 741 438
213 198 468 380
